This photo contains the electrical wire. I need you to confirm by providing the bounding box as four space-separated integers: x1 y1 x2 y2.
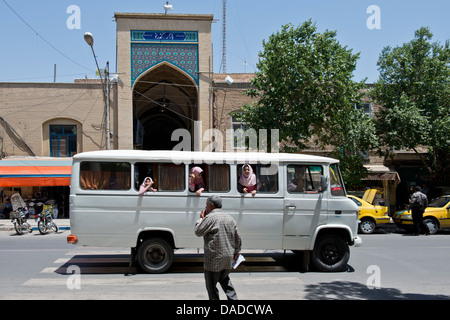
0 73 97 82
1 0 93 72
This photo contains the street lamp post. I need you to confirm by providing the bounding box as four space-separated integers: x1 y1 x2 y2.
84 32 110 150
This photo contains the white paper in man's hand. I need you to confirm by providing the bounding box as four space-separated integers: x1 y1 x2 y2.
232 254 245 269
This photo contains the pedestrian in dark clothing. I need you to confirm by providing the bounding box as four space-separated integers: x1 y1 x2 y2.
409 186 430 235
194 195 242 300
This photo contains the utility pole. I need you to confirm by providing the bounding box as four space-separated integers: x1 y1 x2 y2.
105 61 110 150
84 32 111 150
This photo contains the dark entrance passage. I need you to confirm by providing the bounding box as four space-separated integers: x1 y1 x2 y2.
133 63 197 150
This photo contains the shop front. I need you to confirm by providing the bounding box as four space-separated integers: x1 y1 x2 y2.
0 157 72 218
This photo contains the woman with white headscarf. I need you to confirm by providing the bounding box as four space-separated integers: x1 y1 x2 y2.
139 177 157 195
239 164 257 196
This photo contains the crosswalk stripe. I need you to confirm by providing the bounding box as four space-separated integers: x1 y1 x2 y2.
2 292 209 300
24 276 302 287
65 250 130 255
40 267 58 273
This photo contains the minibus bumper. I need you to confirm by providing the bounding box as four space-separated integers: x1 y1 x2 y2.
352 236 362 247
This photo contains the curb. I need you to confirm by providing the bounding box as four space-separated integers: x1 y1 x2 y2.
0 226 70 232
32 226 71 231
0 223 70 232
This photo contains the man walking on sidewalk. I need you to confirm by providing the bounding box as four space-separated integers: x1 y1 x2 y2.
194 195 242 300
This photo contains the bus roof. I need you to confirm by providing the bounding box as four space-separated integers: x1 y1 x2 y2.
72 150 339 165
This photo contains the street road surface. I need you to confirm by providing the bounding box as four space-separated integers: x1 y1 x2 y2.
1 227 449 300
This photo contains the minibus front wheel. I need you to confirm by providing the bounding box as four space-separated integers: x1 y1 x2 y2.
311 235 349 272
137 238 174 274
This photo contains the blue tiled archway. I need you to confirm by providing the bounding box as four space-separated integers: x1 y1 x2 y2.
131 43 199 86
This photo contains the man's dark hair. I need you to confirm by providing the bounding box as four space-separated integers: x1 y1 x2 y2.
414 186 422 192
207 195 222 208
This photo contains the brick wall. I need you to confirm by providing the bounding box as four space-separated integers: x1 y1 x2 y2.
0 82 113 157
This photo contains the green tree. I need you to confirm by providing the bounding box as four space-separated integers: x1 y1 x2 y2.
236 20 377 187
371 27 450 184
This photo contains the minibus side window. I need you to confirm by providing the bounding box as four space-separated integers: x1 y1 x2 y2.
80 161 131 190
330 164 346 197
158 163 185 191
287 165 323 193
237 164 278 193
189 164 208 193
134 162 158 191
188 164 231 193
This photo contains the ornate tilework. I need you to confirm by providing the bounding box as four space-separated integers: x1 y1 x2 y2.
131 43 199 85
131 30 198 42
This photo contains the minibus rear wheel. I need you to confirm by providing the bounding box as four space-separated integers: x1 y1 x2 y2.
311 235 349 272
137 238 174 274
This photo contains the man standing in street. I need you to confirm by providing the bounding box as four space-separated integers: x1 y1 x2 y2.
195 195 242 300
409 185 430 235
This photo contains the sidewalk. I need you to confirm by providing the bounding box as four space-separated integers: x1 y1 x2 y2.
0 218 71 232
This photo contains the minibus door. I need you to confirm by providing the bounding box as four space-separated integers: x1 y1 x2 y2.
283 165 327 250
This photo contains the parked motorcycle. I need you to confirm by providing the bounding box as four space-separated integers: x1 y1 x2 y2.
37 207 58 235
10 193 32 235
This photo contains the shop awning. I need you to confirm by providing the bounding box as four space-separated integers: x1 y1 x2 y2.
0 157 72 187
363 165 401 182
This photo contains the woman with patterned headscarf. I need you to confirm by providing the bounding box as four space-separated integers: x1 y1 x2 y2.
189 166 205 195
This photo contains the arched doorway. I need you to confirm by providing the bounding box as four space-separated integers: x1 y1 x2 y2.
132 63 198 150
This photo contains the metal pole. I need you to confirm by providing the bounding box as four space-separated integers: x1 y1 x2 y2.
105 61 110 150
89 45 109 150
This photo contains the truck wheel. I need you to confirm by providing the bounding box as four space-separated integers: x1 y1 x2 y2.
137 238 174 274
312 235 349 272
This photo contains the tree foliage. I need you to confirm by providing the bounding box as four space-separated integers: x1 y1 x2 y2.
236 20 377 187
371 27 450 182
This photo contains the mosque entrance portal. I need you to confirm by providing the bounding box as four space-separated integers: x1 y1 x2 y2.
133 63 198 150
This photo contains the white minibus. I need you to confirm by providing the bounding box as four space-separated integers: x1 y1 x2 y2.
67 150 361 273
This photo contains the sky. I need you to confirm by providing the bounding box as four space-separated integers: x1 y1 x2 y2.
0 0 448 84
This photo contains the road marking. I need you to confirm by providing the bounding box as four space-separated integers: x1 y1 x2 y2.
65 250 130 255
24 276 302 286
40 267 58 273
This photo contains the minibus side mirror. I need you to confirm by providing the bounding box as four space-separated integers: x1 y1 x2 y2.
320 176 328 193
